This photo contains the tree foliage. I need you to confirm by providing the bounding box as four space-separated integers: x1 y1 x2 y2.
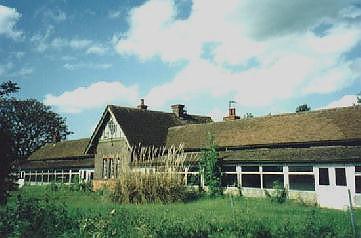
0 120 16 205
0 81 19 98
0 99 71 159
296 104 311 113
199 133 222 196
0 81 71 204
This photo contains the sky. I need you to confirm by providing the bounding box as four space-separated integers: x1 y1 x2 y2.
1 0 361 140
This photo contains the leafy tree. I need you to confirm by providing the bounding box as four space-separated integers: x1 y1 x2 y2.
296 104 311 113
0 81 71 204
199 133 222 196
0 81 19 98
0 119 16 205
0 81 18 205
0 99 71 159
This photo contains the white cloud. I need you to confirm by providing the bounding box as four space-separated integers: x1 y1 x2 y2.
63 63 112 71
44 81 139 113
322 95 359 109
69 39 92 49
120 0 361 107
86 45 108 55
0 5 23 39
31 31 99 53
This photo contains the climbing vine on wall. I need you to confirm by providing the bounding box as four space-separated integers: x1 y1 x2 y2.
199 133 222 196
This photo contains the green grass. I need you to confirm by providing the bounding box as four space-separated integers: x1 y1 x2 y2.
2 185 361 237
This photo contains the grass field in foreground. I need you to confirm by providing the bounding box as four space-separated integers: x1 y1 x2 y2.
2 185 361 237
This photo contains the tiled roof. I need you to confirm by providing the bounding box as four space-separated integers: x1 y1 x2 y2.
166 106 361 149
28 138 90 160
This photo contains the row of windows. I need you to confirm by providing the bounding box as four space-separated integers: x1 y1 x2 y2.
21 169 93 183
100 162 361 193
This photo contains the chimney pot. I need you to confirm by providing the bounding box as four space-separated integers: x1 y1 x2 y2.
171 104 186 118
223 106 240 121
137 99 148 110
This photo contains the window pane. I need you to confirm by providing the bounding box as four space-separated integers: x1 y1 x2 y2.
72 174 80 183
356 166 361 173
356 176 361 193
289 175 315 191
289 166 313 172
49 174 55 182
319 168 329 185
242 166 259 172
242 174 261 188
222 174 237 187
222 165 236 172
263 174 284 189
187 174 200 186
263 166 283 172
335 168 347 186
30 174 36 182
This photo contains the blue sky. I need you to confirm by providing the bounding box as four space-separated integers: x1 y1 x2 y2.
1 0 361 139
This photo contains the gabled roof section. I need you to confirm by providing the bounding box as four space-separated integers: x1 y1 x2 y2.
166 106 361 149
28 138 90 160
86 105 212 153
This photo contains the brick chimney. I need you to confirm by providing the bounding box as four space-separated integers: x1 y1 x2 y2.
137 99 148 110
171 104 186 118
223 101 240 121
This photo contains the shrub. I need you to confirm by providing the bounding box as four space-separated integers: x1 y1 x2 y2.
0 195 77 237
112 145 199 204
199 133 222 196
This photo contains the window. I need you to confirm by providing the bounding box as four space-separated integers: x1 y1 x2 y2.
242 166 259 172
355 166 361 193
241 165 261 188
242 174 261 188
289 166 313 172
288 166 315 191
263 166 283 172
335 168 347 186
263 174 284 189
262 165 283 189
221 174 238 187
222 165 238 187
289 175 315 191
319 168 329 185
186 166 200 186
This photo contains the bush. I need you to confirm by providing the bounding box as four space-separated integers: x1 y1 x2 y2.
112 145 200 204
0 195 77 237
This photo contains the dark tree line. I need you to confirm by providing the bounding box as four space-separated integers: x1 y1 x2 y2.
0 81 71 204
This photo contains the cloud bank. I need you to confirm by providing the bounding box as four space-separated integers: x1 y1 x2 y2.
0 5 23 39
115 0 361 108
44 81 139 113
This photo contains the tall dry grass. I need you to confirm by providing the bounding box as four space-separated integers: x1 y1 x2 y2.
112 145 196 204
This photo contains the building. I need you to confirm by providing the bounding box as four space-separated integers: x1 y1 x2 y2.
20 138 94 185
84 101 212 189
166 105 361 209
21 100 361 209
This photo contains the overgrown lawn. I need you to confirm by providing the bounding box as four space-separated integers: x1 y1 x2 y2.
1 185 361 237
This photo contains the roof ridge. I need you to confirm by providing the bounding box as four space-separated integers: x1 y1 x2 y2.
168 105 361 130
108 104 211 118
